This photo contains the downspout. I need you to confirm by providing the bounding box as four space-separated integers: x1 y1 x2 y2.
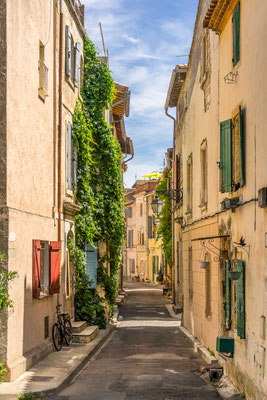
165 107 176 303
58 0 63 243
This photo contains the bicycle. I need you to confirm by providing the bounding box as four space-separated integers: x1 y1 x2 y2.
52 304 73 351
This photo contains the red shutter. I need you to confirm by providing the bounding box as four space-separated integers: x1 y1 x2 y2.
32 240 41 298
50 241 61 294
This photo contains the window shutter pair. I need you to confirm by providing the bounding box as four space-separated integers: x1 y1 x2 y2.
148 216 153 239
219 106 244 192
233 2 240 66
224 260 245 338
32 240 61 298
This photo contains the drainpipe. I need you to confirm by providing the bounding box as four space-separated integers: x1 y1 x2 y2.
58 0 63 243
165 108 176 304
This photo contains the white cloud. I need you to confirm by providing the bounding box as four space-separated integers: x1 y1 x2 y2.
122 33 141 44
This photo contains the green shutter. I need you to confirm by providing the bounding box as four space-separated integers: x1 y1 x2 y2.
65 25 71 76
220 119 232 193
233 2 240 66
239 106 245 187
236 260 245 338
225 260 232 330
74 42 80 87
148 216 152 239
152 256 156 281
156 256 159 273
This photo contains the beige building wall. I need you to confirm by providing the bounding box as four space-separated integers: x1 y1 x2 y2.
2 0 84 381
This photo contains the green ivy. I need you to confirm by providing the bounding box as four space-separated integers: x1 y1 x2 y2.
70 35 124 323
156 175 172 264
0 254 18 312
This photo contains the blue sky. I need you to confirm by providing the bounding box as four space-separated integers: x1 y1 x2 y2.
84 0 198 187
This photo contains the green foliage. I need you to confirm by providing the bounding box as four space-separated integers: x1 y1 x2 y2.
0 254 18 312
71 35 124 322
156 269 163 283
156 175 172 264
0 363 7 383
17 392 43 399
68 239 106 329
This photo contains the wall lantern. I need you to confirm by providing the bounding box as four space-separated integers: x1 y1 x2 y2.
151 196 163 216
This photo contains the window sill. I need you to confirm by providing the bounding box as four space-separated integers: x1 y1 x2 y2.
38 293 51 299
66 189 74 197
199 202 207 212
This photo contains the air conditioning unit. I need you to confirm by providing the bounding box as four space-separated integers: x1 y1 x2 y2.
258 187 267 208
221 197 239 211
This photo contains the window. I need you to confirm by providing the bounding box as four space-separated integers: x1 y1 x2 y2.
66 122 77 192
38 42 48 99
74 42 81 88
32 240 61 298
129 259 135 274
233 2 240 67
128 230 134 248
139 203 143 216
200 139 208 206
65 26 72 77
186 154 193 214
148 216 153 239
125 207 132 218
219 106 244 192
138 232 144 245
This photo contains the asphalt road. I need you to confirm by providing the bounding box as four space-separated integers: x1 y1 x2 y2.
47 282 222 400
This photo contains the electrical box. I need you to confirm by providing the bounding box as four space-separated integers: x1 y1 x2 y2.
258 188 267 208
216 337 234 354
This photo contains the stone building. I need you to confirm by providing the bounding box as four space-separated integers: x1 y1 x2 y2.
166 0 267 398
0 0 85 380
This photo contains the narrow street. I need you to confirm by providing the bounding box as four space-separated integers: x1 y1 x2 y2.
47 283 222 400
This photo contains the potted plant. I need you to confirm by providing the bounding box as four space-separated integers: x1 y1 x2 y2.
134 275 140 282
156 269 163 284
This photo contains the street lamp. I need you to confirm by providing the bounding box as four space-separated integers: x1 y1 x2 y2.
151 196 163 216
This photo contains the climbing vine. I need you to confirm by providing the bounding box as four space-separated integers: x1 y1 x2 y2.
70 36 124 324
156 175 172 264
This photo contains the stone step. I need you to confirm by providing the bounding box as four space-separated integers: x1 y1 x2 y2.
72 326 99 344
72 321 88 333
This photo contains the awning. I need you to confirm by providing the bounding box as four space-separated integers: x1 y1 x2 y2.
112 82 130 117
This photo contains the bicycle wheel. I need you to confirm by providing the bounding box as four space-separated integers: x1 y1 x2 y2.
52 323 63 351
64 319 73 346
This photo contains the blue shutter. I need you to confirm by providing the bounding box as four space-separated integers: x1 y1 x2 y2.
67 123 72 190
83 242 98 289
74 42 80 87
65 26 71 76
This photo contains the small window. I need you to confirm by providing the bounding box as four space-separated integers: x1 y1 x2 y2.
139 203 143 216
40 240 50 295
233 2 240 67
38 41 48 99
200 139 208 206
128 230 134 248
129 259 135 274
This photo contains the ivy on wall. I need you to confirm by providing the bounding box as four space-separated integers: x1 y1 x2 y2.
156 175 172 265
69 36 124 325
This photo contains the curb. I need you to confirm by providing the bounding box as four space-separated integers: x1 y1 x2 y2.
178 326 217 364
0 324 115 400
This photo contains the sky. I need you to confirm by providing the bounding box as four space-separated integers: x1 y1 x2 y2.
83 0 198 188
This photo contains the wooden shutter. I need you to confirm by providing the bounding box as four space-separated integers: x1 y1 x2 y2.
236 260 245 338
148 216 152 239
220 119 232 193
156 256 159 273
173 157 177 191
74 42 80 87
225 260 232 330
233 2 240 66
239 106 245 187
65 26 71 76
67 123 72 190
32 240 42 298
72 144 77 191
50 241 61 294
83 242 98 289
